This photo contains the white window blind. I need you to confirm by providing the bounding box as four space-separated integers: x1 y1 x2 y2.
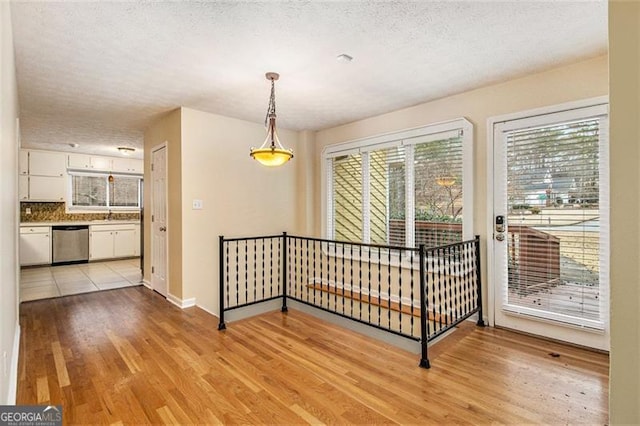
325 120 473 248
332 153 362 242
69 173 141 210
504 117 608 325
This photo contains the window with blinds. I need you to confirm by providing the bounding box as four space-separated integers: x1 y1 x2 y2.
70 173 141 210
326 119 473 248
504 117 606 324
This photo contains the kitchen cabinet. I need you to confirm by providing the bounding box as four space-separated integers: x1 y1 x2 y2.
68 154 113 171
19 150 29 175
28 150 66 177
90 224 139 260
20 226 51 266
19 149 67 202
28 176 66 201
112 158 143 174
19 175 29 201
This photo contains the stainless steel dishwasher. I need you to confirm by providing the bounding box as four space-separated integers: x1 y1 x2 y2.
52 225 89 265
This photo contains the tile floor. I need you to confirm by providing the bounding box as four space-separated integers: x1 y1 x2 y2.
20 258 142 302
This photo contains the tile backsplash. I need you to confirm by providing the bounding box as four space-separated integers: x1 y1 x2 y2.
21 202 140 223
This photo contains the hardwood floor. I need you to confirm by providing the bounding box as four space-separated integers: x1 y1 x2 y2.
18 286 609 424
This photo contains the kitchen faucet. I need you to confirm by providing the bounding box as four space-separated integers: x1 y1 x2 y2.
107 209 113 221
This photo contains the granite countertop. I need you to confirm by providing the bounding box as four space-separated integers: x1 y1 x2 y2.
20 220 141 227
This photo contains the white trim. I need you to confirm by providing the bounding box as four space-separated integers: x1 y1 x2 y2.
6 324 20 405
321 118 470 156
150 142 168 297
486 96 610 347
322 118 473 245
142 279 152 289
486 96 608 328
167 293 196 309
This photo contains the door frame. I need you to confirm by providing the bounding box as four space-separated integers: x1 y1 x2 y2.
150 142 168 297
485 96 609 328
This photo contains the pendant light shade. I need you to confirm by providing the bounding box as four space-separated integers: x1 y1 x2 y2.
250 72 293 167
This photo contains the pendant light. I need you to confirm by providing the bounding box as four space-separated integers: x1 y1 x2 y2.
249 72 293 167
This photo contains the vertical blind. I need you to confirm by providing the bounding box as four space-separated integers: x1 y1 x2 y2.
504 118 605 323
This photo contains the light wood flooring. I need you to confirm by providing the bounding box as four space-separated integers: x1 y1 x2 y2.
18 286 609 424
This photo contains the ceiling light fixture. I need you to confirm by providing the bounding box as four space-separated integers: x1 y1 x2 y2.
249 72 293 167
117 147 135 155
69 143 79 148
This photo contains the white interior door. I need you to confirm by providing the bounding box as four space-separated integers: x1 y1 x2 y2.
491 101 609 350
151 145 168 297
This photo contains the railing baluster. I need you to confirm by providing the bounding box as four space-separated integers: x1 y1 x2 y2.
306 238 309 301
359 245 363 321
334 243 338 312
254 239 257 303
269 238 273 298
419 244 429 368
341 242 345 315
282 232 287 312
410 249 415 337
398 249 403 334
377 247 381 327
387 247 391 328
475 236 485 326
350 244 354 317
235 241 239 307
262 239 265 300
244 241 248 305
218 236 226 330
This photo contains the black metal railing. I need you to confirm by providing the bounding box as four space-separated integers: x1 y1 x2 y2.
218 233 484 368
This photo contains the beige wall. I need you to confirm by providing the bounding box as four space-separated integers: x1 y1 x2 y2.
609 1 640 423
177 107 300 313
312 54 608 317
0 0 20 404
143 108 182 297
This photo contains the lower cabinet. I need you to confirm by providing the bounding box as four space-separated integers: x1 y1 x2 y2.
20 226 51 266
90 224 139 260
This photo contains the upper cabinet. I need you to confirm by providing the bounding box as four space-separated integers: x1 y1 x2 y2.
18 150 67 201
68 153 141 174
68 153 113 171
19 150 29 175
24 150 66 177
112 158 143 174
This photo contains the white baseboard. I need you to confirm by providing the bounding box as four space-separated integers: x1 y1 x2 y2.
167 293 196 309
195 303 218 318
6 323 20 405
142 279 152 289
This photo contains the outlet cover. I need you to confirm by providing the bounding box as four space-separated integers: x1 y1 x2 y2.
192 199 203 210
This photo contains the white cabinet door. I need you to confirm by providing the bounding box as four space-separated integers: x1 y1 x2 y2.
20 229 51 266
112 158 143 174
90 230 115 260
91 156 112 171
68 153 92 169
114 229 137 257
29 176 66 201
28 151 66 177
19 175 29 201
19 150 29 175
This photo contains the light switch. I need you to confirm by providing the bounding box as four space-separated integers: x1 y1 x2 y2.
192 199 203 210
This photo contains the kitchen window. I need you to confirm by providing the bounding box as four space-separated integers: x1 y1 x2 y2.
69 172 141 210
324 119 474 248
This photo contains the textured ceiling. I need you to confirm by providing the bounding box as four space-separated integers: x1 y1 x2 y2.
11 1 607 157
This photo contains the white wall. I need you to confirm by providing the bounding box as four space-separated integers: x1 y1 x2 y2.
180 107 300 314
0 1 20 404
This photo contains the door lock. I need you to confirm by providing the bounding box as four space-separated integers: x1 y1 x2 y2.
495 215 505 241
159 226 167 232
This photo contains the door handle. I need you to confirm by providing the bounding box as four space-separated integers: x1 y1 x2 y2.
159 226 166 232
